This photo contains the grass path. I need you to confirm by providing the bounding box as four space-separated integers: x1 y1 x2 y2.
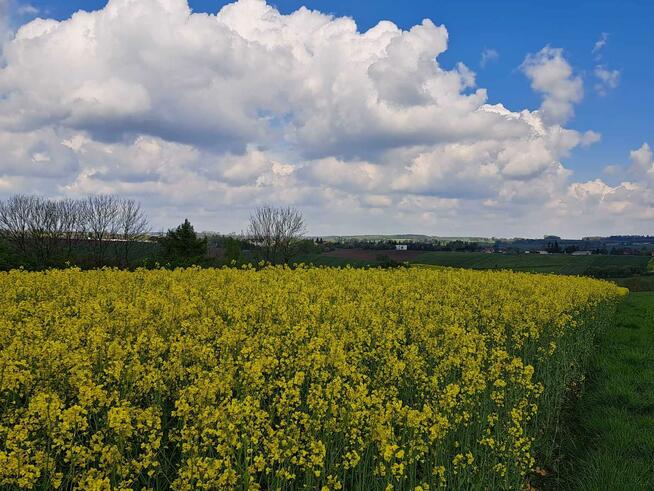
551 292 654 490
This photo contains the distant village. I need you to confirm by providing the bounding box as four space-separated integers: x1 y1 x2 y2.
319 235 654 256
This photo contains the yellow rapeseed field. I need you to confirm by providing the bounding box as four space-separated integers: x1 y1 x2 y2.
0 266 626 490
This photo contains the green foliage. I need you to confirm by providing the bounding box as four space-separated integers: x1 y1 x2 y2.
0 238 161 272
224 236 242 263
612 275 654 292
0 238 18 270
159 219 207 262
374 254 405 269
295 238 324 255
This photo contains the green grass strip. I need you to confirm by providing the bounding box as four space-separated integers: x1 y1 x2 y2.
551 292 654 490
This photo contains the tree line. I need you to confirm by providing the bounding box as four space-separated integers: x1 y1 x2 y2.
0 194 148 268
0 195 309 270
331 238 483 252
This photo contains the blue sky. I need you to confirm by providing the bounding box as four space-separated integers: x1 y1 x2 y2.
1 0 652 236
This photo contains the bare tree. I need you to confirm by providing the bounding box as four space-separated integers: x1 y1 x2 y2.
0 194 151 268
1 195 76 264
57 198 87 261
0 194 33 256
114 199 149 267
248 206 276 262
248 206 306 264
85 194 119 266
27 196 63 265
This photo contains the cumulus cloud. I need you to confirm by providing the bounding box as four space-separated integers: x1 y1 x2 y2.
521 47 583 125
0 1 39 52
555 143 654 232
565 179 654 223
630 143 653 179
0 0 646 236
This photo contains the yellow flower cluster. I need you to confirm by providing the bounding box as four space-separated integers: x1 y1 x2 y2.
0 266 626 490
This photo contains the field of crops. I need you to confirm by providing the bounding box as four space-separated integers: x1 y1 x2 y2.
0 267 626 490
411 252 651 277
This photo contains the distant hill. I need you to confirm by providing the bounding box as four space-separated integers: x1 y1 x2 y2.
317 234 654 254
320 234 493 243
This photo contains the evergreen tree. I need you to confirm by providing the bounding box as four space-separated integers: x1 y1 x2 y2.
160 219 207 260
224 237 241 263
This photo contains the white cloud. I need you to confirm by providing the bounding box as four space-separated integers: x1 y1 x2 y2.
17 4 37 16
590 33 620 96
0 1 38 54
0 0 12 49
0 0 646 236
555 143 654 232
565 179 654 222
594 65 620 96
630 143 653 180
592 32 609 57
480 48 498 68
603 164 620 176
521 46 583 125
580 130 601 147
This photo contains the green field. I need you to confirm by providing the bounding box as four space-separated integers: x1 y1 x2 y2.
612 275 654 291
548 292 654 490
411 251 651 277
293 251 654 281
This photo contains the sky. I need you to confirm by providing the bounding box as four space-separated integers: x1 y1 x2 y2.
0 0 652 237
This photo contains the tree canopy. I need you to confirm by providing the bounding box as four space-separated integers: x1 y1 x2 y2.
159 219 207 261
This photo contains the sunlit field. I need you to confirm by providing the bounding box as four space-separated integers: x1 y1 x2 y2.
0 267 625 490
551 292 654 491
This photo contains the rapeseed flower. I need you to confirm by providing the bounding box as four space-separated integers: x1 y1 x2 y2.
0 266 625 489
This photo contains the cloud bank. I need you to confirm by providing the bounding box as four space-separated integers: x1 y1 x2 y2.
0 0 650 236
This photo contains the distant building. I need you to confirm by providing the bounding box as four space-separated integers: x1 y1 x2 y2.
538 251 549 255
395 244 408 251
571 251 592 256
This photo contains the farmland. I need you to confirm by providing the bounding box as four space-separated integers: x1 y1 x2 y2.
0 266 625 489
298 249 653 279
411 252 651 277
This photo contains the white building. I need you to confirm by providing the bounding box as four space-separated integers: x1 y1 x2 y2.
395 244 408 251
